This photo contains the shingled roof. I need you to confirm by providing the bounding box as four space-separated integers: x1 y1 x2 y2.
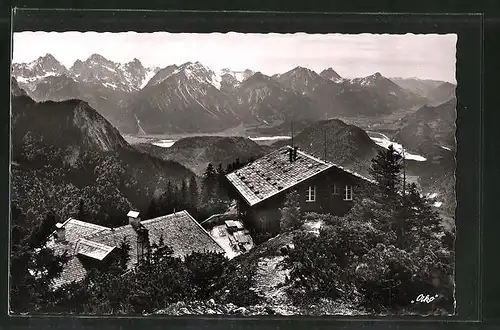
88 210 225 268
226 145 374 206
48 210 224 288
47 218 112 288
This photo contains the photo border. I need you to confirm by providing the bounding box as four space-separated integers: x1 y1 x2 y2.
1 8 484 329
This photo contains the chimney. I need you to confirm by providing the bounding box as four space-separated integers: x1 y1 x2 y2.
135 227 150 263
289 148 294 163
127 210 149 262
127 210 141 227
293 146 298 161
55 222 66 242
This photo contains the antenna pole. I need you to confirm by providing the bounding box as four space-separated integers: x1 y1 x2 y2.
402 146 406 197
324 127 327 161
291 119 294 148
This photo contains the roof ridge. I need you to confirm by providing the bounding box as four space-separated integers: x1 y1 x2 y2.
140 210 189 225
77 238 115 250
296 149 328 165
67 218 112 230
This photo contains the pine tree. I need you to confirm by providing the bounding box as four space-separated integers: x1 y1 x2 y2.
10 205 70 313
159 181 174 214
188 176 199 215
118 237 131 272
180 179 188 208
217 163 225 177
146 198 159 219
234 158 241 170
172 184 180 212
77 199 87 221
356 145 406 246
403 183 442 247
202 163 217 205
368 144 403 197
279 190 302 231
216 163 228 199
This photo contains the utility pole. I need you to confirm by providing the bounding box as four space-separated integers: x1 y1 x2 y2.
324 126 327 161
402 146 406 197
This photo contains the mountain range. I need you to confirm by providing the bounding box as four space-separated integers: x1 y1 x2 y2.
391 77 456 106
12 54 455 135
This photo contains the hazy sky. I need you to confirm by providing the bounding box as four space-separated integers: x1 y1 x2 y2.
13 32 457 82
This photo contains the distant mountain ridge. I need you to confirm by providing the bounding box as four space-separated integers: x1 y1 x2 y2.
394 98 457 156
390 77 456 105
13 53 159 93
13 53 441 135
134 136 269 175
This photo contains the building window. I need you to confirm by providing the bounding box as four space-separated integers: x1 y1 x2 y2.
333 183 340 195
306 186 316 202
344 185 353 201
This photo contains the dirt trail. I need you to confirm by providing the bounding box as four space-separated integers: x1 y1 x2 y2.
253 256 291 307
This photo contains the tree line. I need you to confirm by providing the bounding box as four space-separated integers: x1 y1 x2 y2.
144 158 252 222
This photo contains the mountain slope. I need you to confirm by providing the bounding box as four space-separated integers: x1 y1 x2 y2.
235 72 321 124
426 82 456 106
126 62 241 134
29 74 82 102
272 119 382 177
394 98 456 156
390 77 446 100
274 67 343 117
11 77 28 97
11 95 194 227
12 54 69 91
338 72 428 116
134 136 269 175
320 68 343 83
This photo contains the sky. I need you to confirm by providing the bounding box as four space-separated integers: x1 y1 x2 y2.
13 32 457 83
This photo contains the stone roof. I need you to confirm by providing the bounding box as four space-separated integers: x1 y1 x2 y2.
49 210 224 288
47 218 112 288
226 145 374 206
88 210 225 268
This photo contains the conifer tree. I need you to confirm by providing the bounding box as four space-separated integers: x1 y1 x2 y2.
172 184 180 212
77 198 87 221
279 190 302 231
188 176 199 215
202 163 217 205
146 198 159 219
368 144 403 197
10 205 70 313
118 237 131 272
180 179 188 208
402 183 442 247
159 180 174 214
357 145 406 245
189 176 199 204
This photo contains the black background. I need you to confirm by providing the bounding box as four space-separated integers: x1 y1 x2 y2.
1 2 499 330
